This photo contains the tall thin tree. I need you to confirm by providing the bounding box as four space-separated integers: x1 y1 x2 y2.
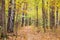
56 7 58 28
50 0 55 29
0 0 7 39
42 0 46 32
7 0 15 33
24 1 28 26
34 0 40 27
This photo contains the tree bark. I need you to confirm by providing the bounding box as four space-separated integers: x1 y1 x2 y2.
50 0 55 29
56 7 58 28
7 0 15 33
42 0 46 32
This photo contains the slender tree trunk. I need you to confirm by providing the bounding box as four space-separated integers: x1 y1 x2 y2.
21 2 28 26
50 6 55 29
56 7 58 28
2 0 5 36
45 2 49 29
0 0 3 26
24 2 28 26
29 17 31 26
0 0 7 39
50 1 55 29
7 0 15 33
42 0 46 32
25 13 28 26
21 13 24 27
45 10 48 29
36 6 38 27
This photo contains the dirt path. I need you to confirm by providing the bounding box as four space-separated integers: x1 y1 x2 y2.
7 26 60 40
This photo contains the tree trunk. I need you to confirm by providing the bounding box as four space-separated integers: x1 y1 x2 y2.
56 7 58 28
50 6 55 29
36 6 38 27
0 0 3 26
29 17 31 26
50 0 55 29
21 13 24 27
7 0 15 33
42 0 46 32
21 2 28 26
0 0 7 39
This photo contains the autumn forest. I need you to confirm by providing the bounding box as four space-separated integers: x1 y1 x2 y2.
0 0 60 40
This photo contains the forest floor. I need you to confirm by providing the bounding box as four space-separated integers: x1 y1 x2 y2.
0 26 60 40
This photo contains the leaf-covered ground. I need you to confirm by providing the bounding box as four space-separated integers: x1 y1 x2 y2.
5 26 60 40
0 26 60 40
